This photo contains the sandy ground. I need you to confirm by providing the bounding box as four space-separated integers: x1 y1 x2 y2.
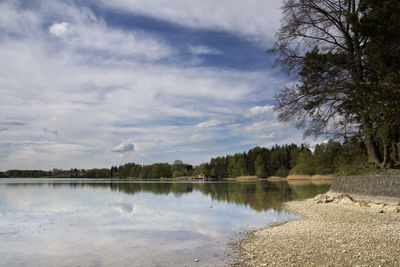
232 195 400 266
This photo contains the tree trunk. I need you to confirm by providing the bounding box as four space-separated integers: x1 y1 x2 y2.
366 138 381 165
381 143 393 169
362 116 381 165
391 142 399 162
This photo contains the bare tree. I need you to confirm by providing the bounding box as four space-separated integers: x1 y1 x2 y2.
270 0 385 164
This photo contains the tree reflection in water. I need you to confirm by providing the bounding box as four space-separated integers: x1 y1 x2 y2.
40 180 331 212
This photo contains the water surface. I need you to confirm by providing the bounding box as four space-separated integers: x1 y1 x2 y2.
0 179 330 266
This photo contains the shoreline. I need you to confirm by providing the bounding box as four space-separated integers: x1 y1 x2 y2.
232 193 400 266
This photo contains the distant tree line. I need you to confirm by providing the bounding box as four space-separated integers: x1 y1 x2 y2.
0 139 384 179
193 138 371 178
0 159 193 179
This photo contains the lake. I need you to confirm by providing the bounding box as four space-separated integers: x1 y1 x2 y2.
0 179 330 266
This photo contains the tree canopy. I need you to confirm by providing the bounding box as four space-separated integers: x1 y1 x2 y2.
271 0 400 168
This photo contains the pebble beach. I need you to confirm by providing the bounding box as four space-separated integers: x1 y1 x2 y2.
233 193 400 266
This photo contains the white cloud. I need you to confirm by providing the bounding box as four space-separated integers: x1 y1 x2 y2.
42 127 59 136
245 105 274 118
60 22 172 61
49 22 69 37
196 119 221 128
109 201 133 213
4 142 90 170
0 141 57 148
0 1 40 36
0 0 309 170
111 143 135 153
0 30 279 167
189 45 222 55
97 0 283 43
0 120 26 126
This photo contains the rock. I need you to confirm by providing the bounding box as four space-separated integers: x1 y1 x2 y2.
313 194 325 201
336 194 353 201
335 194 356 206
378 210 384 213
339 197 354 205
326 197 334 203
383 206 399 213
194 259 199 262
369 203 385 210
315 195 336 204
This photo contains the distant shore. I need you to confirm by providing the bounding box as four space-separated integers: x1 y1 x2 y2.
0 175 334 183
232 192 400 266
163 174 334 182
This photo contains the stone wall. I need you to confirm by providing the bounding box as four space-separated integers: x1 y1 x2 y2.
331 175 400 198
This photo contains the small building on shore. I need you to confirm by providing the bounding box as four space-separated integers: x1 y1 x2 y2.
198 172 209 179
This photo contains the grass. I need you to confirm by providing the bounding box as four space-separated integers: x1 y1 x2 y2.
310 174 334 179
267 176 286 181
286 174 334 180
235 176 259 181
286 174 312 180
172 176 197 180
287 179 333 185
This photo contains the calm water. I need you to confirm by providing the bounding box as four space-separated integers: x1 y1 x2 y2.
0 179 330 266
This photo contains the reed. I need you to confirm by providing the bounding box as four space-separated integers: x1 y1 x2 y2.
286 174 312 180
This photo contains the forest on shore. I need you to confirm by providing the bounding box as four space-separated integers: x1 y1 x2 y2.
0 138 387 179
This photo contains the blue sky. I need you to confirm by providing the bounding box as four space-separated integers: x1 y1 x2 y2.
0 0 314 170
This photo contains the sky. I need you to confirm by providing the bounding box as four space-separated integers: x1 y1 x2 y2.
0 0 313 170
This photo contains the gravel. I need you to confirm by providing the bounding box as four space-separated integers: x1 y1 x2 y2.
232 197 400 266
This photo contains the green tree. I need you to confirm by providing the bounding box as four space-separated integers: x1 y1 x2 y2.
172 170 184 178
271 0 400 168
255 154 268 178
359 0 400 168
314 140 342 174
291 151 316 175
